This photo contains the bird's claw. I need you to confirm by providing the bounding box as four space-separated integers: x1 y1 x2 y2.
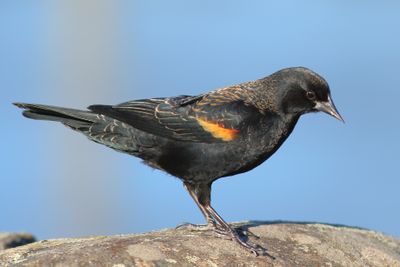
212 225 274 258
234 225 260 239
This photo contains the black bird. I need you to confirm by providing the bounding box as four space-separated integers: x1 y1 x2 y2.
14 67 343 255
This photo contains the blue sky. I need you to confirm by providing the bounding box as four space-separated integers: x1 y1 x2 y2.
1 1 399 240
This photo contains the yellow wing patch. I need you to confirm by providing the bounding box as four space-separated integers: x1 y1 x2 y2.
197 118 239 141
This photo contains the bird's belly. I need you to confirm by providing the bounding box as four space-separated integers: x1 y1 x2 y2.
154 137 280 183
152 141 239 182
142 117 297 183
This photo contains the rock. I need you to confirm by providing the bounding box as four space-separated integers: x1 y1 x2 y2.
0 233 36 251
0 222 399 267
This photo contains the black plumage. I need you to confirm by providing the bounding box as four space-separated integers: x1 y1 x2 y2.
14 67 343 255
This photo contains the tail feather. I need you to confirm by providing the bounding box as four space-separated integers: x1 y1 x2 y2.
14 102 144 155
14 103 97 130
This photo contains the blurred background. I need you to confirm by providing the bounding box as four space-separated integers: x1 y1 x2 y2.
1 1 399 240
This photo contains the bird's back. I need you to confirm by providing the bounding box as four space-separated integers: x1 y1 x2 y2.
15 81 299 183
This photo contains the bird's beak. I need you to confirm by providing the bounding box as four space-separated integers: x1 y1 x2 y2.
314 95 344 122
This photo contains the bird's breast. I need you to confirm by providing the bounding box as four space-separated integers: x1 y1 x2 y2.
153 114 299 182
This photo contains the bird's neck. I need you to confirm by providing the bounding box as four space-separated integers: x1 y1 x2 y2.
253 113 300 156
240 79 282 115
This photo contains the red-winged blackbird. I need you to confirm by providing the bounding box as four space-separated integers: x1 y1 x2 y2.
15 67 343 256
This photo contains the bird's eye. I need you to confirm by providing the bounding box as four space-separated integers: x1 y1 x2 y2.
306 91 316 101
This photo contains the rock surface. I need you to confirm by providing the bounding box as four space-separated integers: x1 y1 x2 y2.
0 222 399 267
0 233 36 251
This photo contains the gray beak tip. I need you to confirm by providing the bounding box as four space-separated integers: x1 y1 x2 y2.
334 113 345 123
315 96 344 123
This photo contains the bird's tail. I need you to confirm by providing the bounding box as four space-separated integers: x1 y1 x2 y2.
14 103 98 131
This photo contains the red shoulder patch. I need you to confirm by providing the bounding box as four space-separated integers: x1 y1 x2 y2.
196 118 239 141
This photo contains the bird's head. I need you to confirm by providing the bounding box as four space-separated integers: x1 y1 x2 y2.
272 67 343 122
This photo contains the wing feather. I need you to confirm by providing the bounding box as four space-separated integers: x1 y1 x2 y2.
88 90 262 143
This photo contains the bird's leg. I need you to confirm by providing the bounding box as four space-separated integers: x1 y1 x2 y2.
203 204 268 256
181 182 269 256
176 182 217 231
184 183 216 227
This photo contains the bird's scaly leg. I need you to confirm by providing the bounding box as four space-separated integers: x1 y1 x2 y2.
184 183 216 227
181 182 269 256
204 204 269 256
176 182 219 231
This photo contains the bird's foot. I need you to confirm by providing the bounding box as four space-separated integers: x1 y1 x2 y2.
213 225 274 258
233 225 260 239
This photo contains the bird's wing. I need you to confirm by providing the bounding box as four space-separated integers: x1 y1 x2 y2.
88 90 262 143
